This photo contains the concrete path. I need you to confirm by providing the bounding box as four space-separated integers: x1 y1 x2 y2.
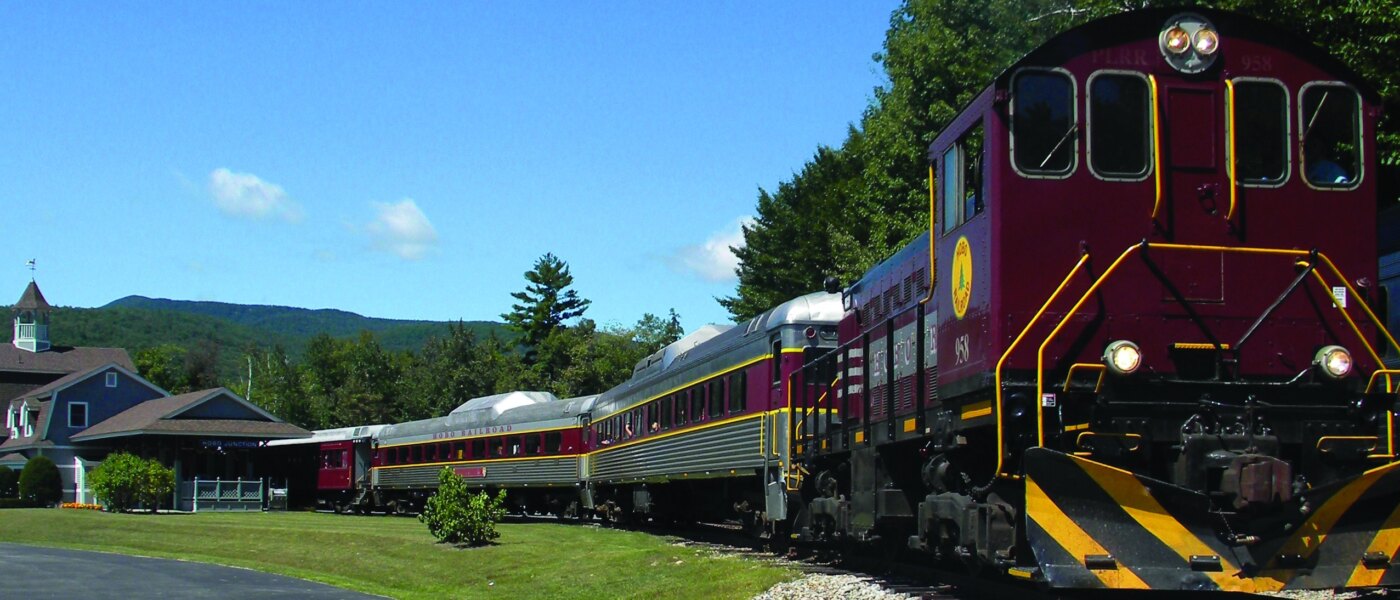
0 543 383 599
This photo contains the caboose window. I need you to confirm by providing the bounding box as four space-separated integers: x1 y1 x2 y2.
1088 72 1151 179
1300 83 1361 188
1011 69 1076 177
1233 79 1289 185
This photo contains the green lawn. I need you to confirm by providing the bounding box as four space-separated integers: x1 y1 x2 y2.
0 510 797 599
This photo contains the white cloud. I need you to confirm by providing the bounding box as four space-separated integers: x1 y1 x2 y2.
670 216 753 282
208 168 303 222
366 199 439 260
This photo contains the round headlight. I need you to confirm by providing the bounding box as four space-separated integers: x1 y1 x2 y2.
1194 28 1220 55
1314 345 1353 379
1164 26 1191 55
1104 340 1142 374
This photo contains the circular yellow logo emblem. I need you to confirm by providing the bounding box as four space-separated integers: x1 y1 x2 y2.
951 236 973 319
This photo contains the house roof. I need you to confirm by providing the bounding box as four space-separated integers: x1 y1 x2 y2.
70 388 310 443
14 281 50 311
0 345 135 377
10 363 162 405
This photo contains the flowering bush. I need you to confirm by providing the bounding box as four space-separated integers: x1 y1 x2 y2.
61 502 103 511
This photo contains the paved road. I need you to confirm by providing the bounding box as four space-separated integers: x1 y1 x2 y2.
0 543 384 599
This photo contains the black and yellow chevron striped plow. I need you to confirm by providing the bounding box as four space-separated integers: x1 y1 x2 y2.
1258 459 1400 589
1024 448 1400 592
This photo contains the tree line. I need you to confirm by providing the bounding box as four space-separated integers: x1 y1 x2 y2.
723 0 1399 320
136 254 682 431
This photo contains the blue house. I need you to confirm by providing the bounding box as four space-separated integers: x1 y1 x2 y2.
2 281 309 505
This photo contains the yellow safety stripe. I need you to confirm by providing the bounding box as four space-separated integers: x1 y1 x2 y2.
1026 478 1150 590
1075 458 1280 592
1346 500 1400 587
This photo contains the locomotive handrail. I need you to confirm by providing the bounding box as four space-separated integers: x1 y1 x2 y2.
1026 242 1400 457
1149 75 1164 223
1062 363 1106 393
992 253 1090 477
1225 79 1239 222
1366 370 1400 394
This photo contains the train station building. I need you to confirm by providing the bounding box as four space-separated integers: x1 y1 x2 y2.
1 281 311 506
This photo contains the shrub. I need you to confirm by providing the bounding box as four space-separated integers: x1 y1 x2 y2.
419 467 507 546
0 466 17 498
89 452 175 513
18 456 61 506
141 459 175 513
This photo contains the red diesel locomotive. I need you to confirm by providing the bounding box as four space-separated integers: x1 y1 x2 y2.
788 8 1399 592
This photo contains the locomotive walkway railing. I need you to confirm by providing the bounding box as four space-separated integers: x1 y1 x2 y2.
993 241 1400 478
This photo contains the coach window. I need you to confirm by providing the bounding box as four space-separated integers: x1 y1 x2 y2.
524 434 541 455
1231 79 1289 185
411 446 423 463
771 337 783 385
691 387 706 421
677 392 689 425
662 396 673 430
453 441 465 460
471 439 485 458
709 379 725 419
1011 68 1076 177
439 443 450 461
1088 72 1151 180
1301 83 1361 188
490 438 504 458
729 371 747 413
545 431 562 453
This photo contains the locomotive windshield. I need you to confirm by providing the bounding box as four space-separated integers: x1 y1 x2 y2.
1233 79 1289 184
1301 83 1361 187
1088 73 1151 179
1011 69 1075 176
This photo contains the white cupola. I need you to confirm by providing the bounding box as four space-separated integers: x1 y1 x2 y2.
13 280 51 353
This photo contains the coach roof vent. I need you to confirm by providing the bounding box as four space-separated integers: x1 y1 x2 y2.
631 324 732 379
449 390 558 416
757 291 843 331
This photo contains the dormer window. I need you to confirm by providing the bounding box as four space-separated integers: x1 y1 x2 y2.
105 372 118 388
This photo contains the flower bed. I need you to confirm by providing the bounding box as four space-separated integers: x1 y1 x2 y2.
60 502 103 511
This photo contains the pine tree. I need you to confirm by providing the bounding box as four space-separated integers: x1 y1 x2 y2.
502 253 591 357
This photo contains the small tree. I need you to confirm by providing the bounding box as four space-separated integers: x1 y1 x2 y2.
88 452 146 512
419 467 507 546
89 452 175 512
18 455 61 506
0 466 17 498
141 459 175 513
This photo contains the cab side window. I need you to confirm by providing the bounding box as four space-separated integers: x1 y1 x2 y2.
1301 83 1361 188
1089 73 1151 179
1233 80 1289 185
942 122 985 233
1012 69 1076 177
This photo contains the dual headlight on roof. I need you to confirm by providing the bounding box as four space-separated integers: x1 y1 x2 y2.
1160 13 1220 73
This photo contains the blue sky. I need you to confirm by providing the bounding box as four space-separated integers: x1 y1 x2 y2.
1 2 899 333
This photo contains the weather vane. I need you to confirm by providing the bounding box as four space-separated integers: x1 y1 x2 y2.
26 258 35 281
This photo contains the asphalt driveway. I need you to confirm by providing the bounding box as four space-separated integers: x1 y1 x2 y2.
0 543 383 599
